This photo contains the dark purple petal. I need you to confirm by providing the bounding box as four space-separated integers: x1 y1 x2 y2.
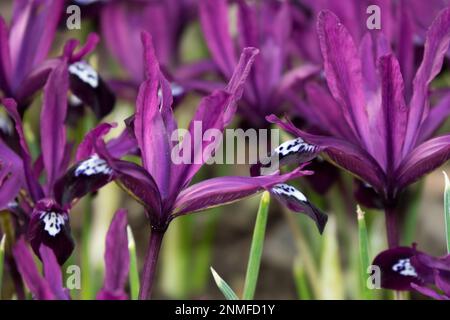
68 61 115 119
172 48 258 192
69 33 100 62
134 32 173 198
53 154 113 206
2 98 43 201
372 246 427 291
435 271 450 297
414 252 450 272
403 7 450 154
379 54 408 172
316 10 371 149
97 208 129 300
96 141 164 227
0 17 12 95
173 166 312 217
106 128 138 159
267 114 386 193
39 245 69 300
12 238 54 300
354 180 384 209
303 158 339 194
27 199 74 265
270 183 328 233
396 134 450 191
0 139 23 210
14 58 57 106
418 92 450 142
411 283 449 300
41 61 69 194
8 0 63 90
76 123 116 161
199 0 237 78
223 47 259 125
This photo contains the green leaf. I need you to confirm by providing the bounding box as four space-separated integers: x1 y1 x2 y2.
127 226 140 300
81 197 93 299
0 234 5 296
357 206 373 299
320 216 344 299
242 191 270 300
210 267 239 300
443 172 450 253
293 256 312 300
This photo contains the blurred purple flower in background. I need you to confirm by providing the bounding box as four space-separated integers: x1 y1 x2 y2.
93 0 199 101
0 0 115 118
199 0 319 128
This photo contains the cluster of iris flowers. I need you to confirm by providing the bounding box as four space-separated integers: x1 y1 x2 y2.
1 0 450 300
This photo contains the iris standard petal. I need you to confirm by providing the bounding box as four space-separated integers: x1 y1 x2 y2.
41 62 69 194
97 208 129 300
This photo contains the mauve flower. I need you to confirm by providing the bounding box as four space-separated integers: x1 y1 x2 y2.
13 208 130 300
92 31 326 299
199 0 319 128
0 0 115 118
268 9 450 247
0 50 118 264
0 0 63 105
291 1 450 117
373 245 450 300
97 0 200 101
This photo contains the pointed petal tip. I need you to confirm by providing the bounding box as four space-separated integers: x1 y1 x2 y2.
444 171 450 187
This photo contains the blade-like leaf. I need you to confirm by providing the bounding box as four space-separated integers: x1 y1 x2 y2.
357 205 372 299
293 256 312 300
127 226 140 300
443 172 450 253
210 267 239 300
243 191 270 300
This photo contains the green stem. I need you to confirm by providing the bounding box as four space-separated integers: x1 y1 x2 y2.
127 226 140 300
443 172 450 253
357 206 372 299
81 197 93 299
242 192 270 300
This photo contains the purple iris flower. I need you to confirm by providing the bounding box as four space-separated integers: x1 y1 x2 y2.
0 0 115 118
91 31 326 299
12 208 130 300
268 9 450 248
373 245 450 300
198 0 319 128
0 44 117 264
0 0 63 106
96 0 200 102
292 0 450 94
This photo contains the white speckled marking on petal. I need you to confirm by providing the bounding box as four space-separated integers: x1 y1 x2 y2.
271 183 307 202
392 258 418 277
75 154 112 177
40 211 66 237
69 61 99 88
274 138 317 157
